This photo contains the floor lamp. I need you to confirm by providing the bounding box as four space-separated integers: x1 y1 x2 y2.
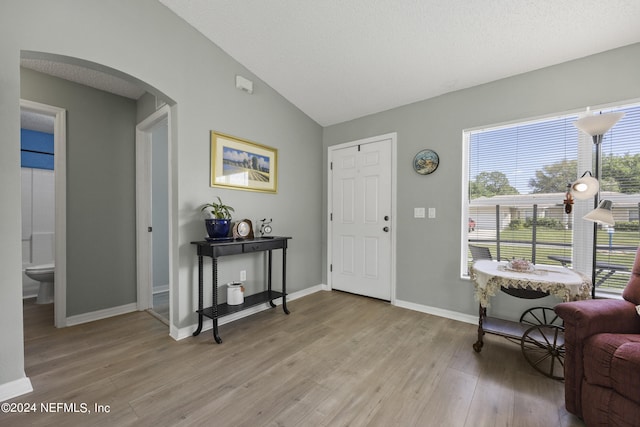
572 110 624 298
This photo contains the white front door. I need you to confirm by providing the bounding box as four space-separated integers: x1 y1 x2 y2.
330 135 394 301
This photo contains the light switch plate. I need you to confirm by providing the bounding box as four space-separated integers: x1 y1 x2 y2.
428 208 436 218
414 207 426 218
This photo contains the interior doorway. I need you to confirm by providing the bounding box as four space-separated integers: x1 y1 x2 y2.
20 100 67 328
136 105 172 325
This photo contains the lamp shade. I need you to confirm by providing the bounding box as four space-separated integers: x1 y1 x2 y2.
583 200 615 226
573 112 625 137
570 174 599 199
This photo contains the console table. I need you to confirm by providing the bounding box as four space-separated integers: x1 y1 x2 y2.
191 236 291 343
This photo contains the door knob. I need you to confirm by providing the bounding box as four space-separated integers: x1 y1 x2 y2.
383 227 389 232
384 215 390 221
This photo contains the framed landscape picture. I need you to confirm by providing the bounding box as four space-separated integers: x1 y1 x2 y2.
210 131 278 193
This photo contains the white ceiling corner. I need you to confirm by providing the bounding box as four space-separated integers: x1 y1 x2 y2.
159 0 640 126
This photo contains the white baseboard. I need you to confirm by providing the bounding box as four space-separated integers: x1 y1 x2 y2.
153 284 169 294
394 299 477 325
171 284 325 341
0 375 33 402
66 302 138 327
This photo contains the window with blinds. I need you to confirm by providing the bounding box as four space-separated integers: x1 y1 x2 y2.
595 104 640 292
463 102 640 295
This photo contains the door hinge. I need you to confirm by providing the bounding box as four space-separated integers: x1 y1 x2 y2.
330 161 333 170
330 213 333 221
330 264 333 272
358 145 361 151
148 227 153 232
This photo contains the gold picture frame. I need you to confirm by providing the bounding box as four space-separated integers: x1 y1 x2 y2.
210 131 278 193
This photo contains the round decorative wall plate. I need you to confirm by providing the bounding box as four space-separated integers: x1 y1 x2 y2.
413 149 439 175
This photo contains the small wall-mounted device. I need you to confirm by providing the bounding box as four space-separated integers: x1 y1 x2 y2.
235 75 254 94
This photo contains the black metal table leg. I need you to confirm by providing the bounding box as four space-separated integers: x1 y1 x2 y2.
193 255 204 336
268 250 276 308
473 304 485 352
282 246 289 315
212 257 222 344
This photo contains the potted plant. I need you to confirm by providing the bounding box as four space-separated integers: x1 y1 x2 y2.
201 197 235 238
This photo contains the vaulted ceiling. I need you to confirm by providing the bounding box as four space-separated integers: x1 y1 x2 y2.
159 0 640 126
19 2 640 128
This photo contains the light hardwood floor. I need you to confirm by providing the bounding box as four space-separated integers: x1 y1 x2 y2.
150 290 170 325
5 291 585 426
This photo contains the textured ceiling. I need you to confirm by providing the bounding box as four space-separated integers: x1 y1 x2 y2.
21 58 146 100
159 0 640 126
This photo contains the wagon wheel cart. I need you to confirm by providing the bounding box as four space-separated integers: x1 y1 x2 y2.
472 282 586 381
520 323 565 380
473 298 566 380
470 260 591 380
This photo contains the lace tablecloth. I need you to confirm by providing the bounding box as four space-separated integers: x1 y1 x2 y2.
470 260 592 307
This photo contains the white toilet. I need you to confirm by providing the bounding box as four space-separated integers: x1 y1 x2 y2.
25 263 55 304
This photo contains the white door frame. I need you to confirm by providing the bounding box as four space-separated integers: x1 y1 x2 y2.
135 105 172 315
20 99 67 328
327 132 397 304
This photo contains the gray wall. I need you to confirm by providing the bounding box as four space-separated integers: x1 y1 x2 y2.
1 0 322 394
323 43 640 321
0 27 26 392
21 68 138 316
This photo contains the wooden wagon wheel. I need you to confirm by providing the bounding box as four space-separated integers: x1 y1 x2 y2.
520 324 565 380
519 307 562 327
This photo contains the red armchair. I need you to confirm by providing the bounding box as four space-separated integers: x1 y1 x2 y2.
555 248 640 426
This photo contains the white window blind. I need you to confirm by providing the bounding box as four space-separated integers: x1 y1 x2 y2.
467 115 578 265
594 104 640 292
464 103 640 294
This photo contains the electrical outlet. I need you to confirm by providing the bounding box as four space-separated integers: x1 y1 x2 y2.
240 270 246 281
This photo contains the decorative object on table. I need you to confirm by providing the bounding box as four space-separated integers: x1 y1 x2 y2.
226 282 244 305
209 131 278 193
232 219 254 239
572 109 625 298
201 196 234 239
413 149 439 175
259 218 273 237
505 258 535 273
